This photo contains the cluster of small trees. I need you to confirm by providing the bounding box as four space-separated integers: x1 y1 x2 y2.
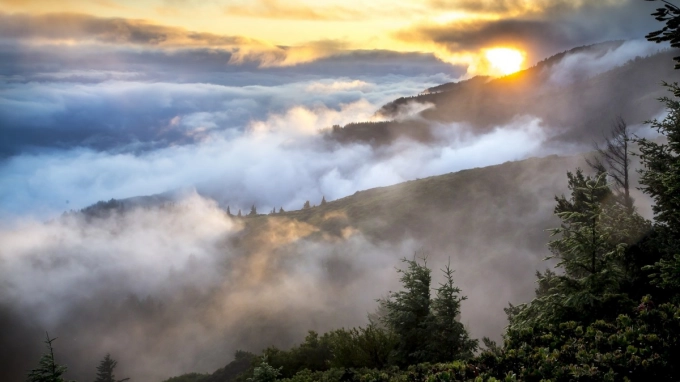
225 197 328 217
27 333 128 382
240 255 476 381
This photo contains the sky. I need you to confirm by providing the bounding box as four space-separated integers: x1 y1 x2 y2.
0 0 659 72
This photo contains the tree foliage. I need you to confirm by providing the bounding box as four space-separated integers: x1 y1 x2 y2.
645 0 680 69
247 357 281 382
93 354 129 382
427 262 477 362
27 333 72 382
637 83 680 296
379 256 433 366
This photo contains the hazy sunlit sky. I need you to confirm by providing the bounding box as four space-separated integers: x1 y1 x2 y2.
0 0 656 75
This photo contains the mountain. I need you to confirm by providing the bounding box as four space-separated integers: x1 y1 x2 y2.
76 153 600 382
328 42 679 146
230 154 601 340
71 154 602 341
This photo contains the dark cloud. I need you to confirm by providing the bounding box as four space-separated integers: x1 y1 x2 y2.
396 18 572 60
397 1 660 63
0 37 461 158
0 12 258 47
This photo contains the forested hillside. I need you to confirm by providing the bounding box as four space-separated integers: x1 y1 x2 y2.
159 80 680 382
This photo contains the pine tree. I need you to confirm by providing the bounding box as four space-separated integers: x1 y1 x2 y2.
237 209 242 217
379 255 432 366
637 84 680 295
249 205 257 216
320 196 327 206
226 206 231 216
510 172 639 329
27 333 72 382
279 207 284 214
303 201 310 209
427 261 477 361
646 0 680 70
93 354 129 382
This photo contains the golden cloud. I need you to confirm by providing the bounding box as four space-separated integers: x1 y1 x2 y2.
224 0 365 21
0 12 259 47
0 12 355 67
427 0 624 16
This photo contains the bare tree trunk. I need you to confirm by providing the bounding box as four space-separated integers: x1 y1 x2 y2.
586 116 634 212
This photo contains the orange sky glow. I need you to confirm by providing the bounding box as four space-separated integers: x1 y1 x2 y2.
0 0 629 76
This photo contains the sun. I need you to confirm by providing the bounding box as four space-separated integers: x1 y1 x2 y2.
485 48 525 76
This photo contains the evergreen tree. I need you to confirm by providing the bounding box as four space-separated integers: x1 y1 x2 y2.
249 205 257 216
226 206 231 216
510 172 637 329
327 325 396 370
246 357 280 382
637 84 680 296
93 354 129 382
427 261 477 361
320 196 327 206
303 201 310 209
379 255 432 366
27 333 72 382
646 0 680 70
237 209 242 217
278 207 284 214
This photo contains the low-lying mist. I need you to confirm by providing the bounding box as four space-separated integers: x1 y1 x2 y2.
0 194 419 380
0 107 552 219
2 148 656 381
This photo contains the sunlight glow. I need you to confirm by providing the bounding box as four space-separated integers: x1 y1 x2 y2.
485 48 525 75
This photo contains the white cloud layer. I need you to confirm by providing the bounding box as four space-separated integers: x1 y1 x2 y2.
0 103 550 218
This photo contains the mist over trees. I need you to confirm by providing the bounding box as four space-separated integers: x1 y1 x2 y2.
158 3 680 381
197 82 680 382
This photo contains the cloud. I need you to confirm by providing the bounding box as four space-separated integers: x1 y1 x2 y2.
0 92 552 219
0 11 470 71
0 12 259 47
427 0 623 15
224 0 365 21
546 39 663 85
229 39 351 67
0 70 455 158
305 80 373 93
394 0 660 72
0 12 354 68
